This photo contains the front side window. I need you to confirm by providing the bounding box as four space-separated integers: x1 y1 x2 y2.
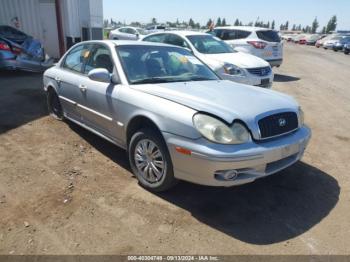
117 45 219 84
84 45 114 74
165 34 189 49
187 35 234 54
143 34 167 43
63 44 90 73
126 28 136 35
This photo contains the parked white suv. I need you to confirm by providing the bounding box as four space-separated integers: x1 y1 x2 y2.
210 26 283 67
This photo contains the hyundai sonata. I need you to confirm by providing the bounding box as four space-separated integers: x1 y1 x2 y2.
43 41 311 192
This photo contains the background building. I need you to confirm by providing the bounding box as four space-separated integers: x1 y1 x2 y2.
0 0 103 58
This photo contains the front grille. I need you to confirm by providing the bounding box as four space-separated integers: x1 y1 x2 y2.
247 66 271 77
258 112 298 139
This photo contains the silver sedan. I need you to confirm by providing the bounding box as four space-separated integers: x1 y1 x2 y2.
43 40 311 192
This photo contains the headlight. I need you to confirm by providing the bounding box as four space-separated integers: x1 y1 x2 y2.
223 63 244 76
193 114 251 144
298 107 304 127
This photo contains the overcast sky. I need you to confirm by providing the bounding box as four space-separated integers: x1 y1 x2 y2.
103 0 349 30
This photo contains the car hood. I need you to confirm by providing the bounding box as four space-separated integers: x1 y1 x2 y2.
198 52 269 70
132 80 298 134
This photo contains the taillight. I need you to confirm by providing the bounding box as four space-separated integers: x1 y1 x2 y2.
0 42 21 54
0 42 11 51
12 46 22 55
247 41 267 49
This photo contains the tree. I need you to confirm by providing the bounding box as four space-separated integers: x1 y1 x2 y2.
216 17 222 27
189 18 195 28
206 19 213 28
151 18 157 25
285 21 289 30
326 15 337 33
322 26 326 34
271 20 275 29
234 19 240 26
222 18 227 26
266 21 270 28
292 24 296 31
311 17 319 33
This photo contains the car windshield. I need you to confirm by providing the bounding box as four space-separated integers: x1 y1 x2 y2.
187 35 234 54
116 45 219 84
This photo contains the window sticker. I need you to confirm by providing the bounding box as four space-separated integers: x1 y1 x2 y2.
83 50 90 58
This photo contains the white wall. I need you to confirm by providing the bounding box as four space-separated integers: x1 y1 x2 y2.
0 0 43 41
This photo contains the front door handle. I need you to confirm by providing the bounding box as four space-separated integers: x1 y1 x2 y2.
79 84 87 92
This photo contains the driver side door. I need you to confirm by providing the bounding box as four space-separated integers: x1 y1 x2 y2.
78 44 122 143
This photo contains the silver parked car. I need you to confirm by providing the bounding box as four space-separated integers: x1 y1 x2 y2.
43 41 311 192
109 27 147 40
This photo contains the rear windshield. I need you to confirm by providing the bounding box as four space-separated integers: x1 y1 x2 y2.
256 30 281 42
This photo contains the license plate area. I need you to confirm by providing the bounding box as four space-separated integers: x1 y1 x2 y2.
261 78 270 86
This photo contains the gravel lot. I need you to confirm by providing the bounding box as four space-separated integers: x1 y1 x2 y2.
0 43 349 255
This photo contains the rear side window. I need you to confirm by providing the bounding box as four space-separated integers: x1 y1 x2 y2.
215 29 251 40
256 30 281 42
63 44 90 73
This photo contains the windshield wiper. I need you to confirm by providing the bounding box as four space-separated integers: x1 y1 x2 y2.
189 76 215 82
131 77 178 85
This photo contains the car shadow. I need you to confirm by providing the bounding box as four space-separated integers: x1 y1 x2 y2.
0 70 47 134
67 122 339 245
274 74 300 82
67 121 130 170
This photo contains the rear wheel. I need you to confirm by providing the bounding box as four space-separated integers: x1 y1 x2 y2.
345 50 349 55
47 88 64 120
128 128 178 192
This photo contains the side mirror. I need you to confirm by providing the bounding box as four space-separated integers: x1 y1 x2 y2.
111 73 121 85
88 68 111 83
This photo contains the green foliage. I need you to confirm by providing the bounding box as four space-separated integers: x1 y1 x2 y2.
326 15 337 33
311 17 319 33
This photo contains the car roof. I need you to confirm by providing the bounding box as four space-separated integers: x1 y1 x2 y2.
145 30 209 38
214 26 277 32
76 40 181 48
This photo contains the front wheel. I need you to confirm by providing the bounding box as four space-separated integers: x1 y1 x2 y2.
47 89 64 120
128 128 178 192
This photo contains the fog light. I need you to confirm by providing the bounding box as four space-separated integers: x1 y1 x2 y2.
215 170 238 181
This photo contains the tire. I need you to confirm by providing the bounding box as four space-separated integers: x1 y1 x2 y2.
47 88 64 120
128 128 178 192
345 50 349 55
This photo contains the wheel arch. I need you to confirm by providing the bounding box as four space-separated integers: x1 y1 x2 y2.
126 115 164 147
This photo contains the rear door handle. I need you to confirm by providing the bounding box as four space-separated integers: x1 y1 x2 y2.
79 84 87 92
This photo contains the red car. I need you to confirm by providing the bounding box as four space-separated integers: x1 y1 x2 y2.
299 38 307 45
